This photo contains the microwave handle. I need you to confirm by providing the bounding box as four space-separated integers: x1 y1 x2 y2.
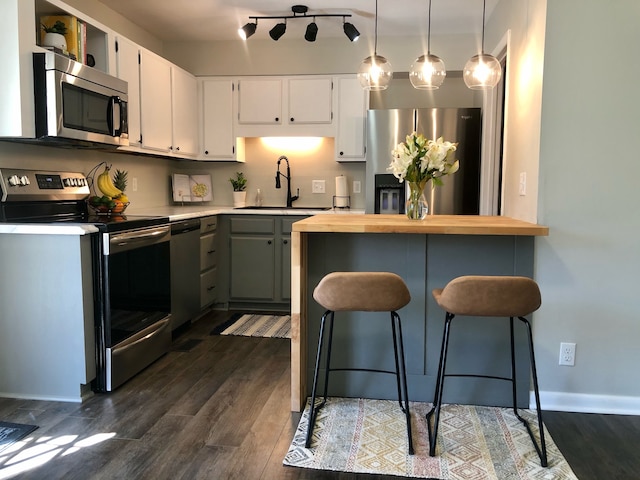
107 96 126 137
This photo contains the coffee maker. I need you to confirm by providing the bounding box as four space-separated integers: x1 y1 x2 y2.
374 174 405 214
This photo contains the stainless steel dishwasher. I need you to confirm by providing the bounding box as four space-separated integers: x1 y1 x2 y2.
170 218 202 331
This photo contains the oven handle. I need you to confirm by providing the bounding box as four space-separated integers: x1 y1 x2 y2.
107 225 170 255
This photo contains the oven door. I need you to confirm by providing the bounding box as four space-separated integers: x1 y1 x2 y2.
94 224 171 392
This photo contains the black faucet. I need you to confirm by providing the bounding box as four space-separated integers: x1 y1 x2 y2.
275 155 299 207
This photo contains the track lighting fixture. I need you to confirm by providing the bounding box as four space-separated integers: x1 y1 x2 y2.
269 21 287 41
357 0 392 91
464 0 502 89
239 5 358 42
238 22 257 40
305 20 318 42
343 21 360 42
410 0 446 90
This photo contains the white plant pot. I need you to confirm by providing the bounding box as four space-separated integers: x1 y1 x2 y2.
233 191 247 208
43 32 67 51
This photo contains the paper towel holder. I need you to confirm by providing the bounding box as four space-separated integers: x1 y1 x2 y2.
332 195 351 209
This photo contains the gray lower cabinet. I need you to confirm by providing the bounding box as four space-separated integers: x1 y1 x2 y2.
227 215 306 306
200 216 218 308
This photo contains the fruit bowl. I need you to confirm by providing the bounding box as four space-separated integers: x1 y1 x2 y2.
88 200 130 215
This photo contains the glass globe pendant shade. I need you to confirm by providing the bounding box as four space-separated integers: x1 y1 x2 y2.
409 54 446 90
463 53 502 89
357 55 393 91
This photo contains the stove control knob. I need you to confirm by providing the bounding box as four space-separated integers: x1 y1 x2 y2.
19 176 30 186
8 175 19 186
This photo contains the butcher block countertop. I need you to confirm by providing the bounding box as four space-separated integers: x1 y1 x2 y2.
292 214 549 236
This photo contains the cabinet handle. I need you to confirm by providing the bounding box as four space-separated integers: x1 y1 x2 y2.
204 150 209 155
207 286 215 291
274 117 279 122
290 117 295 122
207 250 215 254
283 239 288 245
176 146 180 151
339 151 344 156
206 223 216 228
267 240 272 245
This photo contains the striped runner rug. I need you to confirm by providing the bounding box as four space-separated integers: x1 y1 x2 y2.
211 313 291 339
284 397 578 479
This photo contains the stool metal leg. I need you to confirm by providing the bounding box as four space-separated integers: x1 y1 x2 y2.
305 310 334 448
514 316 548 467
426 311 454 457
390 311 414 455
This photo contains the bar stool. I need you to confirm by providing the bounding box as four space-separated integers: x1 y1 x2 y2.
305 271 414 455
426 275 548 467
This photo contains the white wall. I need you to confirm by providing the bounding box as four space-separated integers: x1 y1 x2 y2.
533 0 640 413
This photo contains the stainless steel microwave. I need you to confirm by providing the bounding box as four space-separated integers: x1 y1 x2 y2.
32 52 129 148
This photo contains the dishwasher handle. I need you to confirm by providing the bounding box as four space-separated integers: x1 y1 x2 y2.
171 218 201 234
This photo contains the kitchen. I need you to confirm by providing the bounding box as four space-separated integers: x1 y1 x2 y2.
0 0 639 477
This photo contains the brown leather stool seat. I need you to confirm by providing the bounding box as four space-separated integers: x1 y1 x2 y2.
305 272 414 454
427 275 548 467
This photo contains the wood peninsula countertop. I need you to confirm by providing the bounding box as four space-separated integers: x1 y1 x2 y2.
292 214 549 236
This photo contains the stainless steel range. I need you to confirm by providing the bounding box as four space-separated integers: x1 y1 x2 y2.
0 168 172 392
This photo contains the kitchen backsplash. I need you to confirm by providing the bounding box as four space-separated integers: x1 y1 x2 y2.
0 137 366 209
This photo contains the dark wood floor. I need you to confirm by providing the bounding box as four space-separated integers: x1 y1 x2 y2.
1 310 639 479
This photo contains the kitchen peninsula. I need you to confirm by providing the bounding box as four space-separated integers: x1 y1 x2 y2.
290 214 549 412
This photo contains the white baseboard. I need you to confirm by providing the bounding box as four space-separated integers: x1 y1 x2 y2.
531 390 640 415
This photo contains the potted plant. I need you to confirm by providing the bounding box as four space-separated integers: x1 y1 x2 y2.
42 20 68 51
229 171 247 207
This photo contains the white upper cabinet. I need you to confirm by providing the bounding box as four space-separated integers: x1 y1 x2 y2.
114 36 140 147
171 66 198 157
288 78 332 124
238 79 282 124
201 78 244 162
335 76 369 162
139 49 173 153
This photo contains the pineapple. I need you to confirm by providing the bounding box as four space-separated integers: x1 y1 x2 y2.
112 169 129 203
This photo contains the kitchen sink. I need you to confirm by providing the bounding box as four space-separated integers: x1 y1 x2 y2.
235 206 332 211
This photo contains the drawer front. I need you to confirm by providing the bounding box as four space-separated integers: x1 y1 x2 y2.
200 267 217 308
200 215 217 234
280 216 308 234
200 232 217 269
230 216 275 234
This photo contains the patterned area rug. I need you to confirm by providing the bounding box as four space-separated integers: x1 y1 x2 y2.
284 397 578 479
0 422 38 454
210 313 291 339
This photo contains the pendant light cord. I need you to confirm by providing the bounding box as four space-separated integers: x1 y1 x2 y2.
427 0 432 54
481 0 486 53
374 0 379 55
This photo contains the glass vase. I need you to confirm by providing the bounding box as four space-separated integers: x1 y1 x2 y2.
406 180 429 220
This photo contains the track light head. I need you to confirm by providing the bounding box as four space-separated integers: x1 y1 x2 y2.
343 22 360 42
305 22 318 42
269 22 287 41
238 22 257 40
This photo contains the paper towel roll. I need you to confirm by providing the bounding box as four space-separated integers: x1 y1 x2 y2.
335 175 349 207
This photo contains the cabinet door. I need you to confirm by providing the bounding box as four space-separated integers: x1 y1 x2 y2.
171 66 198 156
238 79 282 124
230 236 275 300
115 36 141 146
139 49 172 153
200 267 217 308
335 76 368 161
202 79 236 159
288 78 332 124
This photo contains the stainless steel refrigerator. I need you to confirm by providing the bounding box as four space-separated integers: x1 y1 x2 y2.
365 108 482 215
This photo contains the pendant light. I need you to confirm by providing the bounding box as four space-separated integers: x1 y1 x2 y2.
464 0 502 89
357 0 392 91
410 0 446 90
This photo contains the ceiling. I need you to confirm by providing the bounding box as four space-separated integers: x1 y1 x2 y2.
97 0 500 43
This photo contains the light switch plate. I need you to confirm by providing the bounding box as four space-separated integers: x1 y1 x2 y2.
353 181 361 193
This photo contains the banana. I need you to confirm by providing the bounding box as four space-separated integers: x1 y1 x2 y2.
97 167 122 198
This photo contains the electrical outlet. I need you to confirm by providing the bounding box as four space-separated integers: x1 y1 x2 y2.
312 180 325 194
559 342 576 366
519 172 526 196
353 180 361 194
132 177 138 192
